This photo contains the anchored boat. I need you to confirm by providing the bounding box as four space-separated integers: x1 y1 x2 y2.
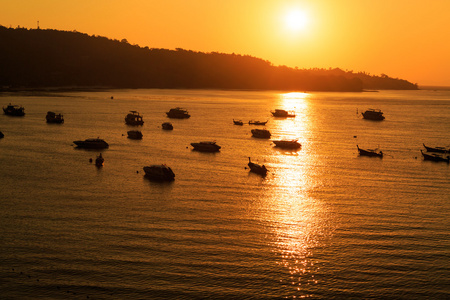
357 145 383 158
166 107 190 119
127 130 143 139
125 111 144 125
271 109 295 118
190 141 221 152
73 138 109 149
143 165 175 181
361 108 385 120
95 153 104 167
251 129 271 139
272 139 301 149
46 111 64 123
423 143 449 153
3 103 25 116
420 150 449 163
248 120 268 125
247 157 268 177
162 122 173 130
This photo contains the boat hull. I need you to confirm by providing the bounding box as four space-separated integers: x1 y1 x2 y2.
248 163 267 176
190 142 221 152
162 122 173 130
3 106 25 116
143 165 175 181
73 139 109 149
357 145 383 158
423 144 448 153
46 112 64 123
271 110 295 118
361 109 385 120
248 120 268 125
421 150 449 163
166 108 190 119
273 140 301 149
125 111 144 125
46 118 64 123
127 131 143 139
95 156 104 167
251 129 271 139
247 158 268 176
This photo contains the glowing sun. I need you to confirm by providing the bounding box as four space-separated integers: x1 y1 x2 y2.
284 9 309 32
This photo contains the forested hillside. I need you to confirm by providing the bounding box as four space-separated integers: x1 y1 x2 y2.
0 26 418 92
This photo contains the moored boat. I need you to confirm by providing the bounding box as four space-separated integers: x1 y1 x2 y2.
166 107 190 119
247 157 268 177
361 108 385 120
127 130 143 139
248 120 268 125
420 150 450 163
423 143 449 153
143 164 175 181
95 153 104 167
233 119 244 125
357 145 383 158
125 111 144 125
3 103 25 116
273 139 301 149
271 109 295 118
190 141 221 152
73 138 109 149
251 129 271 139
162 122 173 130
46 111 64 123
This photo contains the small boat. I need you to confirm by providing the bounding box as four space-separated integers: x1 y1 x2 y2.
361 108 385 120
271 109 296 118
420 150 450 163
127 130 143 139
73 138 109 149
125 111 144 125
247 157 268 177
423 143 449 153
166 107 190 119
251 129 271 139
95 153 104 167
162 122 173 130
46 111 64 123
273 139 301 149
233 119 244 125
248 120 268 125
357 145 383 158
143 164 175 181
190 141 221 152
3 103 25 116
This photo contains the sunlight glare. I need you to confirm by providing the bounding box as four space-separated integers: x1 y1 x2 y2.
284 9 309 32
281 92 309 109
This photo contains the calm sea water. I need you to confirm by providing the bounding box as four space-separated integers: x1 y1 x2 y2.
0 89 449 299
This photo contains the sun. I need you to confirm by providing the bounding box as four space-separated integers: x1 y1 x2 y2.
284 9 309 32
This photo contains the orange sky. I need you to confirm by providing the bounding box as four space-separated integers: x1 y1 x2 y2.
2 0 450 86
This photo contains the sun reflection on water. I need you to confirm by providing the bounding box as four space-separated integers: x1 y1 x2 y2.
271 93 310 142
259 92 331 296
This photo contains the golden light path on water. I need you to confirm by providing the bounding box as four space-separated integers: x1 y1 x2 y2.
261 92 332 294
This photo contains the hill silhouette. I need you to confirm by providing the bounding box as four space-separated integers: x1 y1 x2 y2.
0 26 418 92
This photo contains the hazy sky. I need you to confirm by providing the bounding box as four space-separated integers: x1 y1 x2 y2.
2 0 450 86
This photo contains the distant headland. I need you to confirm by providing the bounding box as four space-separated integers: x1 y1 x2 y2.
0 26 418 92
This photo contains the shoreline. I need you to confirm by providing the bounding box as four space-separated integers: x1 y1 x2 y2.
0 86 425 96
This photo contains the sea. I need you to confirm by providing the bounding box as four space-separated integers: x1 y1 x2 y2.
0 89 449 299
